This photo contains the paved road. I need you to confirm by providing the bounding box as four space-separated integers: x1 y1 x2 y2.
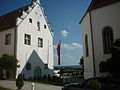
0 80 62 90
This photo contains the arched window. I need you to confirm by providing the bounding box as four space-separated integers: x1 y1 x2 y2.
102 26 113 54
26 63 31 70
85 34 89 57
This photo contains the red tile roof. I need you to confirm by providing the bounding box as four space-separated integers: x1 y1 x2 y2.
0 5 29 31
90 0 120 10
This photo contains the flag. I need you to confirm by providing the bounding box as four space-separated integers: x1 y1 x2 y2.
57 41 61 65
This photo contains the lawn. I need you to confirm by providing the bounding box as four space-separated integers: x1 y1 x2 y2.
0 86 11 90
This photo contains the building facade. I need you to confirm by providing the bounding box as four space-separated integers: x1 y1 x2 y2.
0 0 54 79
80 0 120 79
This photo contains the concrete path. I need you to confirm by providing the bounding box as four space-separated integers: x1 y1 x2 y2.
0 80 62 90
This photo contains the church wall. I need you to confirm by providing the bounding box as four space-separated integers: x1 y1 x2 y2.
81 12 94 79
90 1 120 77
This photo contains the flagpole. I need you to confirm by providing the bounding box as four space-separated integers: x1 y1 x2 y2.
57 40 61 78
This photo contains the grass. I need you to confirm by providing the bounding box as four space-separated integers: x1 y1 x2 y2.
8 79 63 86
0 86 11 90
24 80 63 86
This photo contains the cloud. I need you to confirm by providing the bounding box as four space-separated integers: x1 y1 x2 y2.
61 43 83 50
54 43 83 50
54 53 74 59
61 30 69 37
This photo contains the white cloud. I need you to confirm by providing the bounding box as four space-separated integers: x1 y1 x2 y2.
54 53 74 59
53 45 57 49
54 43 83 50
61 30 69 37
61 43 83 50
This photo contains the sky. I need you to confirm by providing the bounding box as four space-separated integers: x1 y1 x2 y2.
0 0 91 66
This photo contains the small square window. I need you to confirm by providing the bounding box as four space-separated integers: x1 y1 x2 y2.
38 38 43 47
44 25 47 29
44 63 48 69
25 34 31 45
29 18 32 23
5 34 11 45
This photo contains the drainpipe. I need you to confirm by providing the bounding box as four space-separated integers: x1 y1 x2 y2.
14 19 18 58
14 18 18 78
89 11 96 77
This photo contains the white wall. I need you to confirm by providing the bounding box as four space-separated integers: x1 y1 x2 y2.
81 2 120 79
0 27 15 56
91 2 120 76
81 13 94 79
16 3 54 78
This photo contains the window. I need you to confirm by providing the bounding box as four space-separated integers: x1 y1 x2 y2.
85 34 89 57
24 34 31 45
37 21 40 30
44 25 47 29
44 63 48 69
5 34 11 45
102 27 113 54
26 63 31 70
38 38 43 47
29 18 32 23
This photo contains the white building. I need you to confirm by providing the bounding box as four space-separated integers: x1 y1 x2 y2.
0 0 54 79
80 0 120 79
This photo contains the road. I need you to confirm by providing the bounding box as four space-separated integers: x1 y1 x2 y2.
0 80 62 90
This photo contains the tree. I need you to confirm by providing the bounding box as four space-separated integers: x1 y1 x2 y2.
99 39 120 76
16 74 24 90
79 57 84 67
0 54 19 78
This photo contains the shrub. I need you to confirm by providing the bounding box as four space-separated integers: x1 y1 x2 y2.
90 79 101 90
16 74 24 89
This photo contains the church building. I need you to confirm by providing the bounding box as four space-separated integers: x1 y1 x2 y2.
0 0 54 79
80 0 120 79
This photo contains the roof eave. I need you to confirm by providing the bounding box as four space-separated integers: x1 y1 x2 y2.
79 0 93 24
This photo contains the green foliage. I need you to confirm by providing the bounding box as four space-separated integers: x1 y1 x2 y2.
16 74 24 89
99 38 120 76
0 54 19 69
0 86 12 90
0 54 19 78
79 57 84 67
90 79 101 90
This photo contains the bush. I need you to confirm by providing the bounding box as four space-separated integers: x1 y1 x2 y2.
16 74 24 89
90 79 101 90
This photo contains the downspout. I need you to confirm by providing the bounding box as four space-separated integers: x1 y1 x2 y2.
89 11 96 77
14 19 18 58
14 18 18 78
14 27 17 57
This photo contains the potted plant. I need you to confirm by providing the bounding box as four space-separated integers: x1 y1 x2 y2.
16 74 24 90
